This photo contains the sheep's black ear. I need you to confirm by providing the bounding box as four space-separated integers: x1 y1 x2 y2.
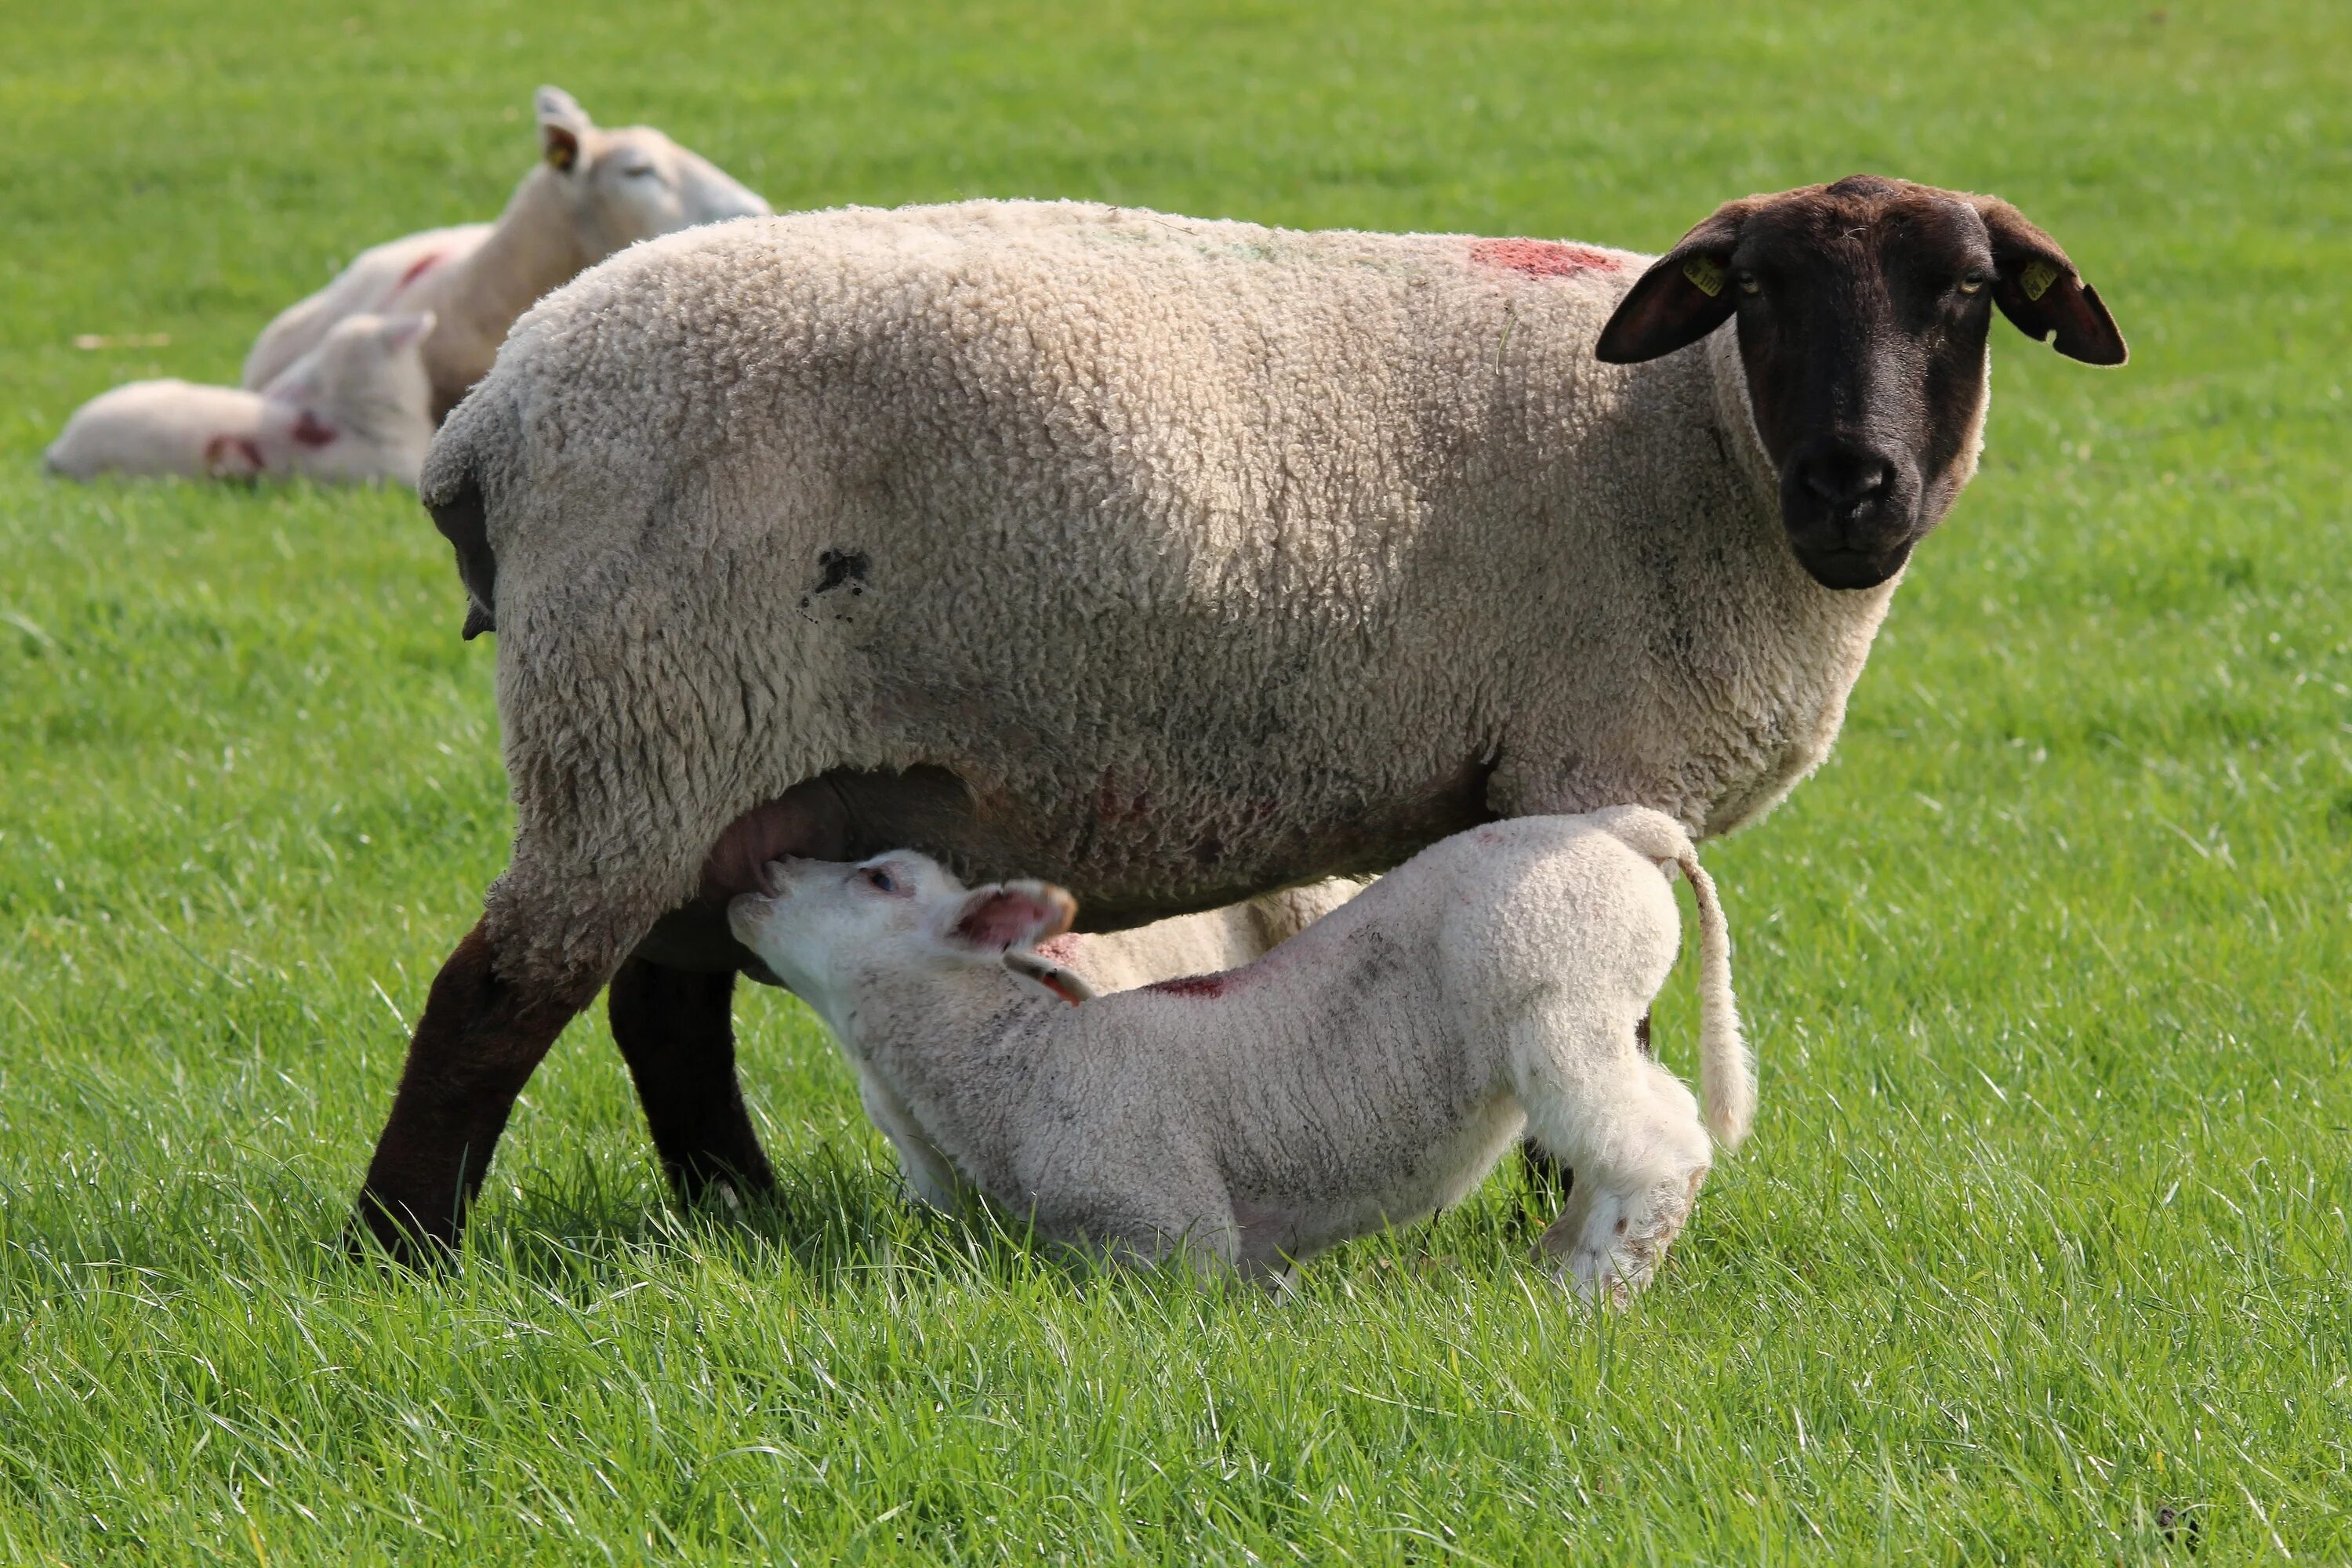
1005 951 1095 1006
1595 201 1753 365
426 478 497 640
536 85 592 172
1972 198 2127 366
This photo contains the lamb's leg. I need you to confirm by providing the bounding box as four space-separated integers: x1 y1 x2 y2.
1514 1015 1711 1306
1515 1011 1649 1221
350 919 607 1264
607 958 775 1206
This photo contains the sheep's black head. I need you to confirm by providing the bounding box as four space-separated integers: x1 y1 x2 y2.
1596 175 2126 591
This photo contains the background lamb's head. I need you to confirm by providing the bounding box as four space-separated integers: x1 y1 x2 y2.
256 310 437 485
531 85 771 256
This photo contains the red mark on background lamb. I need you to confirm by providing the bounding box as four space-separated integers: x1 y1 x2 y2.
290 412 338 448
395 251 445 292
1469 239 1623 278
1149 972 1232 1000
204 434 267 474
1033 935 1083 965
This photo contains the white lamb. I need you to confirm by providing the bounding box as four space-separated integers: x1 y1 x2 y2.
46 311 437 485
728 808 1747 1303
241 86 769 420
1034 878 1366 995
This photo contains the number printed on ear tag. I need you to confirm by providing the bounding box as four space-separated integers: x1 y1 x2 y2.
2020 259 2060 301
1682 256 1727 297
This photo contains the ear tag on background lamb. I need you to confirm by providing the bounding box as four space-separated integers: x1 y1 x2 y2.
2020 259 2060 301
1682 256 1727 297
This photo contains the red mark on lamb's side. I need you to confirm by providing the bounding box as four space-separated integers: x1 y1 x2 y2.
1149 971 1232 1000
395 250 445 292
203 434 267 474
1468 239 1624 278
1033 935 1083 965
290 411 338 448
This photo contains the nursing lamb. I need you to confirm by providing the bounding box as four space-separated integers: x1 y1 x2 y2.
355 176 2125 1259
728 809 1744 1301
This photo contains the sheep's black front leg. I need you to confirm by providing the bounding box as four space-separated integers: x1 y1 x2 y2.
353 918 602 1264
608 957 776 1204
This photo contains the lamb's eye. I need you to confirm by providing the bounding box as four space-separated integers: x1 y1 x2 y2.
863 868 897 894
1958 271 1990 296
1735 271 1762 297
621 164 659 180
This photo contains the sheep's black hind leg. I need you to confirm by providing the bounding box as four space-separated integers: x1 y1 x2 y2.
1519 1140 1573 1217
608 957 776 1205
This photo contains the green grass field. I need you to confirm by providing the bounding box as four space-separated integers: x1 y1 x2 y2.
5 0 2349 1559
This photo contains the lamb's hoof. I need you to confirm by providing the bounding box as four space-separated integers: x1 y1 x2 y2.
1536 1167 1706 1306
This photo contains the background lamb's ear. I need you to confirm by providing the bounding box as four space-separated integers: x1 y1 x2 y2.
535 86 593 172
946 881 1078 952
1971 198 2128 366
1594 200 1753 365
376 311 435 351
1004 951 1096 1006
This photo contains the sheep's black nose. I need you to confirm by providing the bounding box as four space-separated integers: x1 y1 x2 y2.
1795 447 1894 514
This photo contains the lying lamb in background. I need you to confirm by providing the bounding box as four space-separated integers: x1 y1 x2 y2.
46 311 437 485
728 809 1748 1303
241 86 769 421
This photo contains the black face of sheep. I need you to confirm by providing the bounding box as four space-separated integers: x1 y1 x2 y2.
1596 175 2127 591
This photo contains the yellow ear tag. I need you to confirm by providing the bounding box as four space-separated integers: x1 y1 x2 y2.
1682 256 1727 297
2020 260 2060 301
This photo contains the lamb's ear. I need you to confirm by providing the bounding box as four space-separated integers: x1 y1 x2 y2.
1595 201 1753 365
1004 950 1096 1006
1972 198 2127 366
944 881 1078 952
536 86 593 172
376 311 435 351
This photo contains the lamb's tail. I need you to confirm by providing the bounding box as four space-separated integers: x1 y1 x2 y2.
1592 806 1754 1149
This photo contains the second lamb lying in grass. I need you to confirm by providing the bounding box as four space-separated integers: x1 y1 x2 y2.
730 808 1750 1302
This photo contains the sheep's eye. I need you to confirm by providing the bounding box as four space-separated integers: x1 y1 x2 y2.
1958 272 1990 296
1734 271 1762 297
862 868 897 894
621 163 659 180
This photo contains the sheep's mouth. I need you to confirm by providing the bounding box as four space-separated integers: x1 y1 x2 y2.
1788 539 1914 591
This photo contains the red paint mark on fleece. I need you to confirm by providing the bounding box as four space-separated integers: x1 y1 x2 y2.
1149 971 1233 1000
203 434 267 474
1033 935 1083 965
1468 238 1624 278
290 412 338 448
394 250 445 292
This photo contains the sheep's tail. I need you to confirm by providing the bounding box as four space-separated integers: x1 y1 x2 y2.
1592 807 1753 1149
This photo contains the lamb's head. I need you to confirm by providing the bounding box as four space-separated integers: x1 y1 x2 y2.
1596 175 2127 591
728 853 1095 1033
256 311 435 482
532 85 771 258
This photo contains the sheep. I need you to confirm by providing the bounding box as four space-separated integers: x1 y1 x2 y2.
46 311 437 485
241 86 769 421
354 177 2126 1258
725 808 1744 1301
